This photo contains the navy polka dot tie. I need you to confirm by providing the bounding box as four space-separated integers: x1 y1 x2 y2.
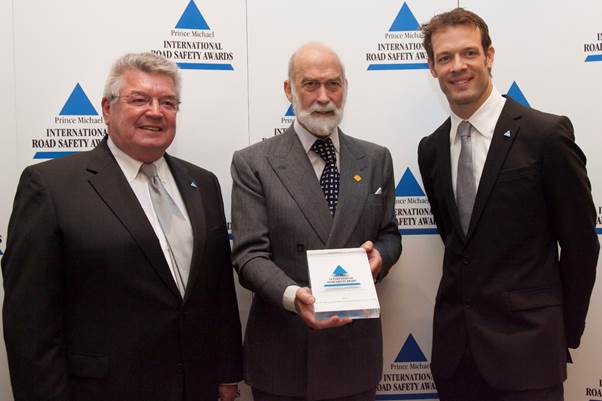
311 138 340 215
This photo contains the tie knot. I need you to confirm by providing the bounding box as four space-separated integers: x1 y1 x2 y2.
140 163 158 179
458 121 472 139
311 138 337 164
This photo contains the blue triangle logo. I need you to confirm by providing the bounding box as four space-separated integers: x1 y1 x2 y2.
176 0 210 30
285 104 295 117
333 265 347 276
389 2 420 32
59 83 98 116
396 168 425 197
506 81 530 107
395 334 427 362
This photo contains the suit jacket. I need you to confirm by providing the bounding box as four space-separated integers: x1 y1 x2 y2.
418 97 599 390
2 137 242 401
230 126 401 400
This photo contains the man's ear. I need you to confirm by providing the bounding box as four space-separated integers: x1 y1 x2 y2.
284 80 293 102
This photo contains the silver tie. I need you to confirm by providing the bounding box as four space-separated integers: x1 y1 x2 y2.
140 163 192 296
456 121 476 235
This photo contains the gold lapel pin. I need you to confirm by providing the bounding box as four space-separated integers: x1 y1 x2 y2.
353 174 362 182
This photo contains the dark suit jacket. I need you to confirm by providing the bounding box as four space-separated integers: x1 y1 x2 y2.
418 97 599 390
2 138 242 401
230 126 401 400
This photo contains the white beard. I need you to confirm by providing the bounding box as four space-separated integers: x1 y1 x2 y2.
292 87 345 138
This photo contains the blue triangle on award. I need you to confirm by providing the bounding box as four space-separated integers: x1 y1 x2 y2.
285 104 295 117
395 168 425 197
176 0 210 30
395 334 428 362
506 81 530 107
389 2 420 32
333 265 347 276
59 83 98 116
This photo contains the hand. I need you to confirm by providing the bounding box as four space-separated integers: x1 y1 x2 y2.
218 384 239 401
361 241 382 280
294 287 352 330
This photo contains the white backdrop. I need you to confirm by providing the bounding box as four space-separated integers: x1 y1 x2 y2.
1 1 601 400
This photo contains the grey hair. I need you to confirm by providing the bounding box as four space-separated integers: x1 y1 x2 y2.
287 42 346 82
103 52 181 101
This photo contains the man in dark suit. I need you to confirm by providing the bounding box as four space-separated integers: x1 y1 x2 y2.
230 43 401 401
2 52 242 401
417 8 599 401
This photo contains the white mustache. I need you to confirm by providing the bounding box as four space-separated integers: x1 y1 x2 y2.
307 102 337 113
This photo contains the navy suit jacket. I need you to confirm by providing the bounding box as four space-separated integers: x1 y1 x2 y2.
2 138 242 401
418 97 599 390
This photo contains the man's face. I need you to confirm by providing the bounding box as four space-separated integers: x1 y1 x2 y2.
284 49 346 137
429 24 494 119
102 69 178 163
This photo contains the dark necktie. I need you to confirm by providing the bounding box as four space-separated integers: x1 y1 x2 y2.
140 163 192 296
456 121 476 235
311 138 340 215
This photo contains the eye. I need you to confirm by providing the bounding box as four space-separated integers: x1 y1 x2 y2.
436 55 450 64
325 80 342 91
302 80 319 91
160 97 179 111
128 95 149 107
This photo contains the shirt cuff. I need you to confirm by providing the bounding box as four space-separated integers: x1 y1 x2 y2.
283 285 301 313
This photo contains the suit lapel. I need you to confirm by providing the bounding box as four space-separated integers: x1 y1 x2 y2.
165 155 207 303
437 119 465 241
87 139 181 299
267 127 332 244
327 132 369 248
466 100 521 240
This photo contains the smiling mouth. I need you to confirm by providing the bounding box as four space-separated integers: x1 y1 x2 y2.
312 111 335 117
139 126 163 132
451 77 473 87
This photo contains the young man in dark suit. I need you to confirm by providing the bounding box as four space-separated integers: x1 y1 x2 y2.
418 8 599 401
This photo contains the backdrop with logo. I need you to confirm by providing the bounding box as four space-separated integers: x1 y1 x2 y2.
0 0 601 400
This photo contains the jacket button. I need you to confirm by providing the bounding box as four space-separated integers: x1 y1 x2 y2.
297 244 305 252
462 257 470 265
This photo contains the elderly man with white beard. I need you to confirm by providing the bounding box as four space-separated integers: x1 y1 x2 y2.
230 42 401 401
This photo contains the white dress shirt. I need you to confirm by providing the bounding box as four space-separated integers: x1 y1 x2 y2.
282 120 340 313
449 86 506 196
107 137 193 287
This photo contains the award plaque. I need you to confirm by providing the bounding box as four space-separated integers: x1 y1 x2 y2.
306 248 380 320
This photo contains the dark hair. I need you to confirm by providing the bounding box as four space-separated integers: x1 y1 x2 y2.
421 8 492 62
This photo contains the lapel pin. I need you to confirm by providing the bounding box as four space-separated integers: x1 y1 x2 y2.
353 174 362 182
191 181 198 188
503 130 511 138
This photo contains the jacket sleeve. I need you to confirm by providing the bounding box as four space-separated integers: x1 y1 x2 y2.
230 150 298 308
372 147 402 280
541 116 599 348
2 166 71 401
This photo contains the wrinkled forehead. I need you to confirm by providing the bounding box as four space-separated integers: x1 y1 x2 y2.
293 48 344 81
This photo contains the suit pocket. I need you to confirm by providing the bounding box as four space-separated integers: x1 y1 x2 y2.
366 193 384 206
504 287 562 311
68 353 109 378
497 165 539 183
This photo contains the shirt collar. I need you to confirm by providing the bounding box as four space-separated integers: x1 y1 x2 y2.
107 136 168 182
294 119 340 154
450 86 506 143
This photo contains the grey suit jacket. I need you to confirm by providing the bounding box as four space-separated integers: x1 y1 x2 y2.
231 126 401 399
